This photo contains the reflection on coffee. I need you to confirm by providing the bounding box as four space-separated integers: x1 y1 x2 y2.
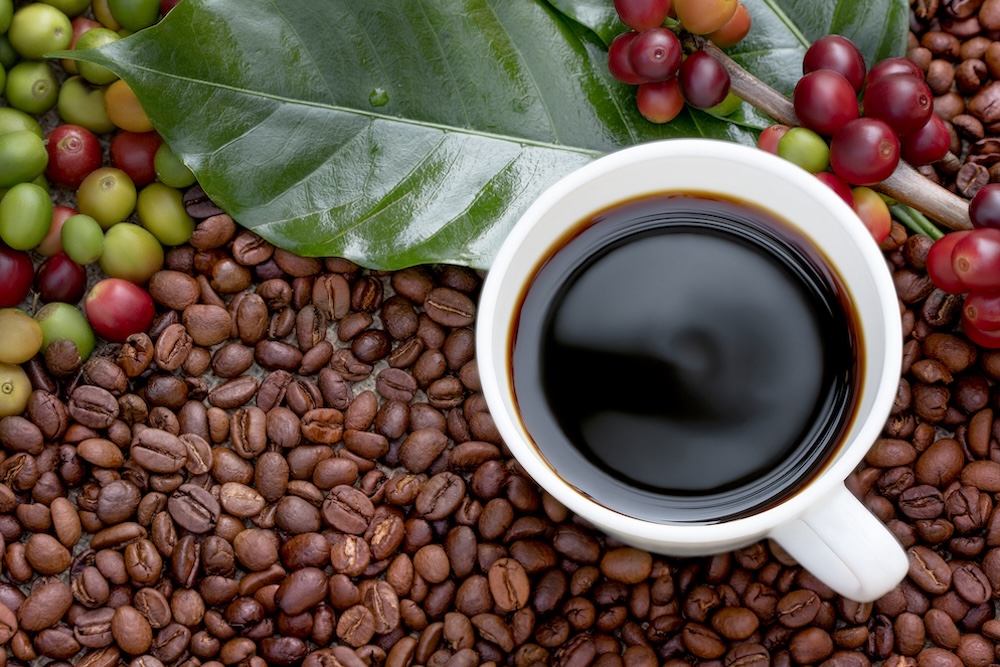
511 194 862 523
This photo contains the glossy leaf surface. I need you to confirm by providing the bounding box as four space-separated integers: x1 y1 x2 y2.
62 0 905 269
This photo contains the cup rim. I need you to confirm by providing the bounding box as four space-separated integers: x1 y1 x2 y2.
476 138 903 542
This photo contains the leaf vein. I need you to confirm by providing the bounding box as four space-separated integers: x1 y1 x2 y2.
414 0 474 129
481 0 560 142
268 0 338 101
756 0 810 48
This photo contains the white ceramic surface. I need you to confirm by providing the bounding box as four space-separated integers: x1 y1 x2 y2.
476 139 908 603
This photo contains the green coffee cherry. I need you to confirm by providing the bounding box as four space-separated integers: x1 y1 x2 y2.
0 36 16 70
34 301 95 360
77 167 137 229
0 130 46 188
137 182 195 246
0 182 53 250
107 0 159 32
100 222 164 283
0 308 43 364
61 213 105 264
8 4 72 60
0 0 13 34
57 76 117 134
74 27 120 86
40 0 92 17
0 107 44 138
4 61 59 115
777 127 831 174
706 92 743 117
153 142 196 188
0 362 30 418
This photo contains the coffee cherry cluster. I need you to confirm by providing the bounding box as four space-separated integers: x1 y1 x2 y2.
607 0 751 124
757 35 951 245
927 184 1000 348
780 36 947 185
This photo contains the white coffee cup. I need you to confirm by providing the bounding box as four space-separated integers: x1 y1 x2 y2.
476 139 908 603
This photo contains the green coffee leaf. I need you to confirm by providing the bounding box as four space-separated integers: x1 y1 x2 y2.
58 0 758 269
60 0 905 269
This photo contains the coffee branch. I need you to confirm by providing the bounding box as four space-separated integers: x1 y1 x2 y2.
699 41 973 233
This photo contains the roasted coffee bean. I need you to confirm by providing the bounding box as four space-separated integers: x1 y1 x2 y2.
900 485 946 520
131 429 188 474
352 329 391 363
256 340 303 371
27 391 69 441
301 408 344 444
182 304 232 346
153 323 193 372
424 288 476 327
376 368 418 402
600 548 653 584
69 386 120 429
219 482 266 517
415 472 466 520
311 274 350 320
337 604 376 648
75 606 115 648
19 579 72 631
96 480 142 524
211 343 255 378
323 485 374 535
908 545 953 593
427 377 464 409
400 428 449 473
110 605 153 655
149 271 201 312
488 558 530 612
168 484 220 533
208 375 259 409
275 567 328 615
77 437 124 469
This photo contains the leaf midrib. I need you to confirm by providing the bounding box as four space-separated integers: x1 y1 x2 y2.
757 0 810 47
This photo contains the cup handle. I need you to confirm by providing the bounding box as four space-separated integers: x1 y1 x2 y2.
768 483 909 602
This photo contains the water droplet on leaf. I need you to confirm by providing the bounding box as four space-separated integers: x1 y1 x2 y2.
369 88 389 107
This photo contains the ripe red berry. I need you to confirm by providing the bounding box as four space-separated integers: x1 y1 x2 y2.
636 78 685 123
864 57 923 89
757 124 789 154
829 118 900 186
951 228 1000 291
963 291 1000 331
970 183 1000 229
802 34 866 93
678 51 730 109
926 231 971 294
608 32 647 85
85 278 156 343
862 73 933 137
793 70 859 136
110 131 164 188
628 28 682 82
0 244 33 307
613 0 671 32
814 172 854 207
35 253 87 304
45 124 102 189
900 114 950 166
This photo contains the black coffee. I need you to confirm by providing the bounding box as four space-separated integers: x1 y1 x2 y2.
511 194 860 523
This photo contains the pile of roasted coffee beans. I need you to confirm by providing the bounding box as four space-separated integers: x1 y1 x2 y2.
1 198 998 667
7 1 1000 667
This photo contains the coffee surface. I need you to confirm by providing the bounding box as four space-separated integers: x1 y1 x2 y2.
512 195 858 522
